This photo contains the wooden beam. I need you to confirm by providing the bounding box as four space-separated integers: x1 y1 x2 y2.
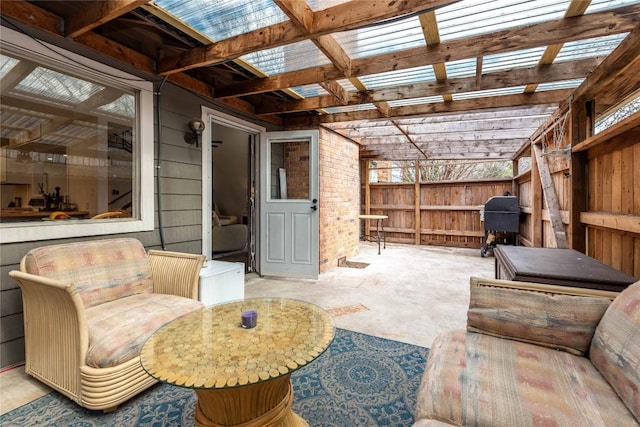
258 57 599 114
419 11 453 102
216 5 639 98
524 0 591 93
284 90 571 126
573 21 640 103
414 160 421 245
158 0 459 75
65 0 150 38
581 212 640 235
573 110 640 153
533 144 568 248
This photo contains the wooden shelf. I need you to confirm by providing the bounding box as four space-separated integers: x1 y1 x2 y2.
572 110 640 153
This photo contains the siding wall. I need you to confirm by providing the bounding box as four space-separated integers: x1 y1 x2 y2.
0 83 206 369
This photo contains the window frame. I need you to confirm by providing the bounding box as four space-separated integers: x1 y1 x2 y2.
0 27 154 244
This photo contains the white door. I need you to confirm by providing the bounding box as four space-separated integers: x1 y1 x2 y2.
259 130 319 279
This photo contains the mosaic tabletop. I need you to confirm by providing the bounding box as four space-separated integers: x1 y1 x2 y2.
140 298 335 389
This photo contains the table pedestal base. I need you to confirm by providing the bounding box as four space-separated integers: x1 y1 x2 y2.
194 374 307 427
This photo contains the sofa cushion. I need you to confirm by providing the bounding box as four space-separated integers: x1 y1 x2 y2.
467 283 611 356
85 293 203 368
590 280 640 420
23 238 153 309
415 330 639 427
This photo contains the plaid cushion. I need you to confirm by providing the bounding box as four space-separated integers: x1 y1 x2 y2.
590 280 640 420
467 284 611 356
415 330 639 426
23 238 153 308
85 293 203 368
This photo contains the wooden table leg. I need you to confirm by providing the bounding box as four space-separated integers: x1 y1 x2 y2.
193 374 307 427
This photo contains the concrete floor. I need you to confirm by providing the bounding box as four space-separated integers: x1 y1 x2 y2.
0 242 496 415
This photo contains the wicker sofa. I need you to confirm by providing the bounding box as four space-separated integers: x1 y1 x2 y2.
414 276 640 427
9 238 206 411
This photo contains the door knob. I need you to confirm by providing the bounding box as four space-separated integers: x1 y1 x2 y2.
310 205 318 211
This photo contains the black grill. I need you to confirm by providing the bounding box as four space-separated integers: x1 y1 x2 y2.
481 196 519 257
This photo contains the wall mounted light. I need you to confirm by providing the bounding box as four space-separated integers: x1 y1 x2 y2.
184 119 205 147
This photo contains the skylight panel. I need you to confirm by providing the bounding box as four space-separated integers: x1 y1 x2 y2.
17 67 104 104
387 96 444 107
290 85 329 98
336 79 358 92
242 40 331 75
435 0 569 42
323 104 376 114
0 54 19 79
306 0 350 11
333 15 425 59
452 86 527 101
445 58 477 78
536 78 584 91
98 94 135 118
358 66 436 90
153 0 287 41
556 33 627 62
586 0 640 14
482 47 547 73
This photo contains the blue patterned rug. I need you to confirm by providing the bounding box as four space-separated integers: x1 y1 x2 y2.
1 329 429 426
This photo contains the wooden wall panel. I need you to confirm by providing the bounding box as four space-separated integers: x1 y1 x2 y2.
583 115 640 278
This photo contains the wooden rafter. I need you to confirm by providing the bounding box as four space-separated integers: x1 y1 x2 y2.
157 0 459 75
215 5 639 99
256 57 602 115
65 0 150 38
524 0 592 93
419 11 452 102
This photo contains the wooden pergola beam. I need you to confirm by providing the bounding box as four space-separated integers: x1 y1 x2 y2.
158 0 459 75
65 0 150 38
216 5 639 98
256 57 601 115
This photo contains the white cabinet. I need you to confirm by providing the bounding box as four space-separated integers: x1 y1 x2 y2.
198 260 245 307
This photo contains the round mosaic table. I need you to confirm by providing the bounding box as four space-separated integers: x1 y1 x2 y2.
140 297 335 427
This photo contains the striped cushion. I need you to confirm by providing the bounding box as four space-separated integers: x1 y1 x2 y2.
23 238 153 308
85 293 203 368
467 284 611 356
590 280 640 420
415 330 639 427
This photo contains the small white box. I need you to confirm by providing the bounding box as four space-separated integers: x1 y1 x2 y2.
198 260 245 307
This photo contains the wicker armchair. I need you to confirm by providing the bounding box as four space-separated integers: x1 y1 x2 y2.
9 238 206 411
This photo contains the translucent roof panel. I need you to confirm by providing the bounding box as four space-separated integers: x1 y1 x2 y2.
153 0 287 41
289 84 329 98
482 47 547 73
358 66 436 90
306 0 350 11
452 86 527 101
445 58 477 78
0 54 19 79
387 96 444 107
333 15 425 59
242 40 332 75
17 67 104 104
556 33 628 62
336 79 358 92
324 104 376 114
97 94 135 118
586 0 640 14
435 0 570 42
536 78 584 92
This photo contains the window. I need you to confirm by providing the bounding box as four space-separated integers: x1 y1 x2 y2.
0 27 154 243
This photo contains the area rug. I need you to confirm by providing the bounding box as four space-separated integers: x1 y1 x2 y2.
1 328 429 426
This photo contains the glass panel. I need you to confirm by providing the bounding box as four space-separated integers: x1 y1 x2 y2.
270 140 310 200
0 52 137 223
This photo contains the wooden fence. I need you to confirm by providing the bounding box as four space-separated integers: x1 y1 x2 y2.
362 178 512 248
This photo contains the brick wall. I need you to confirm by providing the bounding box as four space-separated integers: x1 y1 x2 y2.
318 127 360 272
284 141 310 199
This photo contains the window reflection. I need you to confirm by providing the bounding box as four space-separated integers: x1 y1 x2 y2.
0 52 137 223
270 140 310 200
